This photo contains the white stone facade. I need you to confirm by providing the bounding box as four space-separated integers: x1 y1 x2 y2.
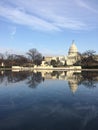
45 41 80 66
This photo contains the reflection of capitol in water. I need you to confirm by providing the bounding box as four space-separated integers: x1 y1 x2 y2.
0 70 98 93
34 70 82 93
68 77 79 93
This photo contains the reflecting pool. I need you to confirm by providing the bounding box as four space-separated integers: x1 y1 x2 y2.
0 70 98 130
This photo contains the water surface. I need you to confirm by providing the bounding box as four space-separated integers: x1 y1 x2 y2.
0 70 98 130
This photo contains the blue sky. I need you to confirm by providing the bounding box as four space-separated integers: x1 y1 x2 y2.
0 0 98 56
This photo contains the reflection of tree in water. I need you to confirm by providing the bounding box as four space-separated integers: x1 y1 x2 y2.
27 72 43 88
81 80 96 88
0 70 98 90
6 71 30 83
0 71 43 88
0 71 30 84
80 71 98 88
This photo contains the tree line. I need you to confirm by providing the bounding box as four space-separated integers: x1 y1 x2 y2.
0 48 43 67
0 48 98 68
74 50 98 68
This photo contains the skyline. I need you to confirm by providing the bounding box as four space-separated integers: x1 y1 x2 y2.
0 0 98 56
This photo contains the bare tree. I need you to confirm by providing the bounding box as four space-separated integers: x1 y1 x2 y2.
81 50 97 68
82 50 96 57
27 48 43 65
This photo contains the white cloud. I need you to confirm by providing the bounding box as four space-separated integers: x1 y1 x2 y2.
0 0 98 31
75 0 98 13
0 5 60 31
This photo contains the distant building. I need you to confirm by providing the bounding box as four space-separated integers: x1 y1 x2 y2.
44 56 53 62
44 41 80 66
66 41 80 65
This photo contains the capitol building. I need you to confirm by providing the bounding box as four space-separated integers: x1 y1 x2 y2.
44 41 80 66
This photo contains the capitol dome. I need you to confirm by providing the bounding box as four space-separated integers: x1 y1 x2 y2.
68 41 78 55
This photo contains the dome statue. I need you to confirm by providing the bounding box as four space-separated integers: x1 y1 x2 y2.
68 40 78 55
